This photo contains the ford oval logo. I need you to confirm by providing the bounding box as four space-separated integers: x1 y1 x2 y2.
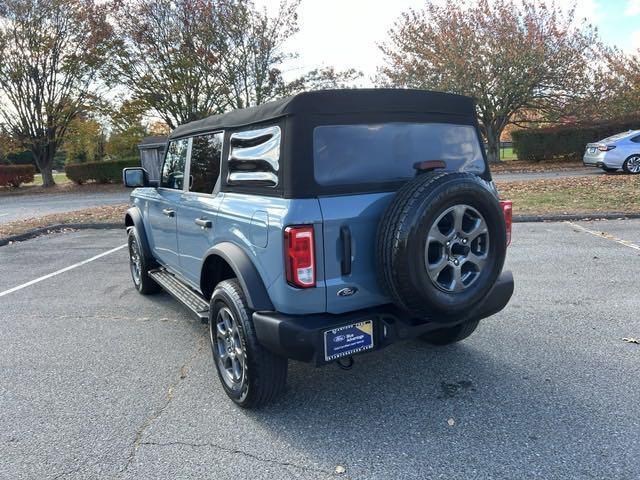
334 335 346 343
337 287 358 297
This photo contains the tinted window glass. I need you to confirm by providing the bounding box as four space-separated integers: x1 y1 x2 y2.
161 139 188 189
631 135 640 144
313 123 485 186
189 132 223 194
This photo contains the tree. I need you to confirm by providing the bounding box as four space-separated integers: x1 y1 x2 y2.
110 0 229 129
105 100 148 160
588 49 640 119
378 0 600 163
213 0 301 109
0 131 20 164
63 115 105 164
0 0 113 186
110 0 360 127
287 67 363 94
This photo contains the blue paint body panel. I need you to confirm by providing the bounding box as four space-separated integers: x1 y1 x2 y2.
130 185 393 316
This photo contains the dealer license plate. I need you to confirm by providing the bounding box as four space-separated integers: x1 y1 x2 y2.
588 147 596 154
324 320 374 362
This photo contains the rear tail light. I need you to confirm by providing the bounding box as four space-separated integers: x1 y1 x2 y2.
284 225 316 288
500 200 512 246
598 145 616 151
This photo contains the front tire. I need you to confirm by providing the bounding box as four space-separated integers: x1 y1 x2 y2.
127 228 161 294
420 319 480 345
209 279 287 408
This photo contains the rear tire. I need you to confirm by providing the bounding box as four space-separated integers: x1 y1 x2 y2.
127 228 161 295
209 279 287 408
420 319 480 345
623 155 640 174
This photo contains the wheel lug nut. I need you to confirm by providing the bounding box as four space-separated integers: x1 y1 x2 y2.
453 259 459 266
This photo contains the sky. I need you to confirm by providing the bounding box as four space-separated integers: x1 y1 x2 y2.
256 0 640 84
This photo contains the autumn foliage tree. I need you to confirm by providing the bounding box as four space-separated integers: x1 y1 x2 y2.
378 0 600 163
110 0 301 128
213 0 301 110
105 100 149 160
0 0 113 186
110 0 361 128
591 49 640 119
110 0 230 129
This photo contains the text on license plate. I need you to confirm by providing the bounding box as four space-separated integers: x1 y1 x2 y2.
324 320 374 362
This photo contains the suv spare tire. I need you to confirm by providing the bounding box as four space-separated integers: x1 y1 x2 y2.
376 171 506 320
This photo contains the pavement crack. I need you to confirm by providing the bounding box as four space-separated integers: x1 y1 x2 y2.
119 334 207 474
138 440 335 475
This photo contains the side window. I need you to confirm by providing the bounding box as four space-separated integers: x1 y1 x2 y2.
227 125 280 187
161 139 188 190
631 135 640 144
189 132 223 194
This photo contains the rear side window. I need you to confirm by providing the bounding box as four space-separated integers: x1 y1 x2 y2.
161 138 189 190
189 132 223 194
631 135 640 144
227 125 280 187
313 123 485 186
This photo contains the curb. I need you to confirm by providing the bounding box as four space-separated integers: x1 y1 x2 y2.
513 213 640 223
1 213 639 246
0 222 123 247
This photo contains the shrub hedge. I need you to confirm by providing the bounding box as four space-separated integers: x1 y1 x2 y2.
0 164 36 187
66 158 140 184
512 116 640 162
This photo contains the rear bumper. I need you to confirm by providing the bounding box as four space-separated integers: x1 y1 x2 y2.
583 153 620 169
253 271 514 366
583 154 604 167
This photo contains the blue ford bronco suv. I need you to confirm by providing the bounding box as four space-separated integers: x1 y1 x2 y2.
123 89 514 408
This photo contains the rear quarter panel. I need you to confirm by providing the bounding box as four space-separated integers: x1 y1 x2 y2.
215 193 327 314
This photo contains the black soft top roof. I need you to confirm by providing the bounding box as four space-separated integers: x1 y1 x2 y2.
169 88 475 139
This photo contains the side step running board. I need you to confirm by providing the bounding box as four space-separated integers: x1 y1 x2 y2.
148 268 209 322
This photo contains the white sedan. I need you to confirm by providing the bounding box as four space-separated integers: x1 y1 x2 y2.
583 130 640 174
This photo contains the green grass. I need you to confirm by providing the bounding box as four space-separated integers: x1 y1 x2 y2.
25 173 71 186
499 147 518 161
496 175 640 215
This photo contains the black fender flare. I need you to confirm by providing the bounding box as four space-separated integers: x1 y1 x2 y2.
124 207 153 261
202 242 274 312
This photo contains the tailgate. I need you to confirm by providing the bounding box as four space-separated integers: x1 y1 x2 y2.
318 192 394 314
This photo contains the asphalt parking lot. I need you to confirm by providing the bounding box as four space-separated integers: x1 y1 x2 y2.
0 190 130 224
1 221 640 479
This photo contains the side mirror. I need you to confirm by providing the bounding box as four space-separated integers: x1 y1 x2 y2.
123 167 151 188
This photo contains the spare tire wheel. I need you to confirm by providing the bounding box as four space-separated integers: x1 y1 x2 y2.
376 172 506 320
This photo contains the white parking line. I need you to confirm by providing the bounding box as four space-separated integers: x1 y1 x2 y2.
0 213 8 217
0 243 127 298
567 221 640 252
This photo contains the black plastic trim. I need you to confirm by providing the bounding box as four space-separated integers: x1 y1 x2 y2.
202 242 274 311
125 207 154 262
340 225 352 275
253 270 514 365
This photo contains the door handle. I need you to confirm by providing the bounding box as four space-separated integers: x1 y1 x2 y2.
162 208 175 217
195 218 212 228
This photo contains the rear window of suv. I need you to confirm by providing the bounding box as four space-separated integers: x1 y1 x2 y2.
313 122 485 186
